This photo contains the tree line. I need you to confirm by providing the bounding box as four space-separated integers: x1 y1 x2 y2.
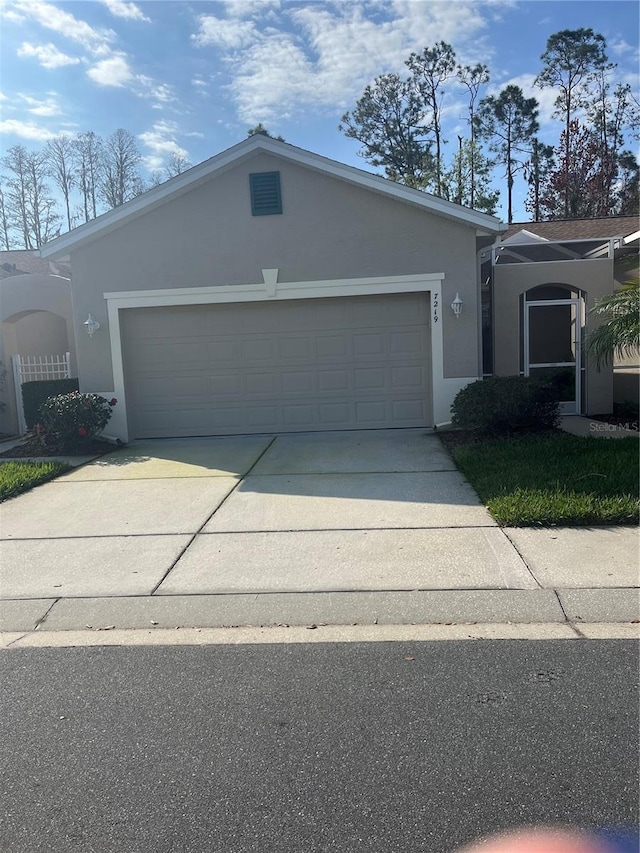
0 128 191 250
0 124 283 251
340 28 639 221
1 27 638 250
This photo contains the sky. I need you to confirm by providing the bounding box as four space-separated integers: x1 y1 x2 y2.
0 0 638 223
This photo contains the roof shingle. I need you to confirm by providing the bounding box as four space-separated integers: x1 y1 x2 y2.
502 216 639 242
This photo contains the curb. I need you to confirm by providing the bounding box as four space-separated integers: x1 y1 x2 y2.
1 587 638 634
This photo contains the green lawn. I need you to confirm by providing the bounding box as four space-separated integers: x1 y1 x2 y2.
0 460 70 502
445 432 639 527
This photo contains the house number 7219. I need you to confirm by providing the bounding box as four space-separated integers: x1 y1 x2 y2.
433 292 439 323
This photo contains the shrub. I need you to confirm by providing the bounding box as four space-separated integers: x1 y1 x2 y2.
22 378 79 429
37 392 117 452
451 376 560 435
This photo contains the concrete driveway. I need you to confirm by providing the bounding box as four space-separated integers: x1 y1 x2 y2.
1 429 637 632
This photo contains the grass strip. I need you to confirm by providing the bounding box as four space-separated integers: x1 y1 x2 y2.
447 432 639 526
0 460 70 502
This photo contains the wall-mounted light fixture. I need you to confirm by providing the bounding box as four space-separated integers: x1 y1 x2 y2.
451 293 463 319
83 314 101 337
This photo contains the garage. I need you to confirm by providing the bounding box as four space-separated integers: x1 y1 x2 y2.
121 291 432 438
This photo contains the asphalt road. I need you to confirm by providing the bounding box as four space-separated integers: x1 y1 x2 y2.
1 640 638 853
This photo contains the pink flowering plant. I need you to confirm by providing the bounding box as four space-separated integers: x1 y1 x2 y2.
36 392 117 452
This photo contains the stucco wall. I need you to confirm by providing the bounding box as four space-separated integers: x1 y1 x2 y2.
69 151 481 393
0 274 75 434
493 258 614 414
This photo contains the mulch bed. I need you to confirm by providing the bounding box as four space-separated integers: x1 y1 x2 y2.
0 435 116 458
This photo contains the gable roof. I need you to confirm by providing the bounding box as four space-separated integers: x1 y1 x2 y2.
40 135 504 260
502 216 639 243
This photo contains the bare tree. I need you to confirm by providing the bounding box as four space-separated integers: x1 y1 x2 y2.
101 128 144 208
1 145 32 248
1 146 60 248
73 131 103 222
46 135 76 231
0 183 12 250
24 149 60 247
164 151 192 179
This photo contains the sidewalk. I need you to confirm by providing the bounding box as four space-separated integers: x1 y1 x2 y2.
1 431 638 640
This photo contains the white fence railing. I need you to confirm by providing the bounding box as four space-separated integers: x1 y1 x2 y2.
12 352 72 435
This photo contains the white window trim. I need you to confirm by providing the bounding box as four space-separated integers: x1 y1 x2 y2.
103 272 475 441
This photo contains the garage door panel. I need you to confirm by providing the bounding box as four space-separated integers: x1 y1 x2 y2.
316 335 348 358
391 365 424 388
207 340 238 363
317 370 350 392
122 294 432 438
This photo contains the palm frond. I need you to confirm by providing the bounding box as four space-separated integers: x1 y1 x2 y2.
586 280 640 368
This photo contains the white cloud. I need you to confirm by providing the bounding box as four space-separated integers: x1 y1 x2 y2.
87 54 133 87
191 76 209 96
139 120 190 170
139 79 176 104
611 39 636 57
192 0 494 124
2 8 26 23
17 41 81 69
17 93 61 117
13 0 115 56
192 15 258 49
84 55 176 108
221 0 281 17
99 0 150 22
0 118 56 141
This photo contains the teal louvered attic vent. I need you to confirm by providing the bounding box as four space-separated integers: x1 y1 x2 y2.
249 171 282 216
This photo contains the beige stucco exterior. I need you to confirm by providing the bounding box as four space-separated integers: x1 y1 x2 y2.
67 151 483 395
0 273 76 435
493 258 614 414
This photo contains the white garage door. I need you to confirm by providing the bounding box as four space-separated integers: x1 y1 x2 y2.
121 293 432 438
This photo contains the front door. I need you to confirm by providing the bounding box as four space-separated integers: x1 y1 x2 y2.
525 299 582 415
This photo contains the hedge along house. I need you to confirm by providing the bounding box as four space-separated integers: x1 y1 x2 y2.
482 217 640 415
39 135 503 443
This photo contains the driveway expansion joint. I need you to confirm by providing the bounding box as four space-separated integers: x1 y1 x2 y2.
500 527 543 588
33 598 59 629
150 436 278 595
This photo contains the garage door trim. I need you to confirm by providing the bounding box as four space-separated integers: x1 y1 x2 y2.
103 271 474 441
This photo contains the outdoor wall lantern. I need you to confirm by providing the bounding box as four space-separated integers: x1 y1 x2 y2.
451 293 463 319
83 314 101 337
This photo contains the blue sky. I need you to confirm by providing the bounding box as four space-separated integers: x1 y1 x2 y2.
1 0 638 222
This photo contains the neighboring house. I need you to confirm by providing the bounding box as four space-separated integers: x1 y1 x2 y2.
483 216 639 414
0 251 76 435
39 135 504 442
